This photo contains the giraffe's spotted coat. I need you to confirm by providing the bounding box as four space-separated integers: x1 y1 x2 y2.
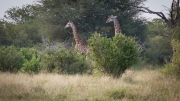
106 15 121 35
64 21 90 56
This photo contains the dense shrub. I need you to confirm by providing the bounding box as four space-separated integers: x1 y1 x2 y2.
0 46 24 72
162 39 180 77
0 46 42 73
42 46 92 74
145 36 172 65
20 48 42 73
144 19 172 65
88 33 138 78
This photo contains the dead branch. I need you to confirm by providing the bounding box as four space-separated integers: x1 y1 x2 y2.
136 6 169 24
136 0 179 28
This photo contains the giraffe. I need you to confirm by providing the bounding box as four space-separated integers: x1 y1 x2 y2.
106 15 122 35
64 21 90 56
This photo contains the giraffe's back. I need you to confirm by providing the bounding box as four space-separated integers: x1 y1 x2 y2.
76 38 89 55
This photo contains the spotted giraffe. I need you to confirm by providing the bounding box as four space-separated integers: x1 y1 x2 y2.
106 15 122 35
64 21 90 56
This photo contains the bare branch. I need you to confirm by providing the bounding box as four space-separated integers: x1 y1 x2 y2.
136 6 169 23
135 0 179 28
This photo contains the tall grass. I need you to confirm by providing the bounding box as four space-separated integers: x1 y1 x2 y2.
0 70 179 101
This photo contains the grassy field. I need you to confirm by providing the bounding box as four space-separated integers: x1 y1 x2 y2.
0 69 180 101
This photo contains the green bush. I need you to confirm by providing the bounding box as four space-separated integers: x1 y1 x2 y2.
20 48 42 73
88 33 138 78
0 46 24 72
0 46 42 73
42 46 92 74
145 36 172 65
162 39 180 77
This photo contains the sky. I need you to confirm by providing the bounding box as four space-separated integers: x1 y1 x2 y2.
142 0 172 20
0 0 36 19
0 0 172 20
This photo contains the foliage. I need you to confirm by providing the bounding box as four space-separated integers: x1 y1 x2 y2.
144 19 172 65
145 36 172 64
161 10 180 77
0 46 42 73
88 33 138 78
36 0 147 41
174 19 180 41
162 39 180 77
1 0 147 48
20 48 42 73
0 4 42 47
0 20 42 47
4 4 40 23
0 21 8 46
0 45 92 74
0 46 24 72
42 46 92 74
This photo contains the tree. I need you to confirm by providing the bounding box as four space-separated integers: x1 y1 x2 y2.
144 19 172 65
0 21 9 45
136 0 180 55
137 0 180 76
1 4 43 47
4 4 41 24
136 0 180 29
2 0 147 46
37 0 147 42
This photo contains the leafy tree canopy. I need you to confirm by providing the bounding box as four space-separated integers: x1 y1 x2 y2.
36 0 147 41
1 0 147 46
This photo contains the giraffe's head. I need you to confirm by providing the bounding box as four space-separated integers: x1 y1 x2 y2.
106 15 117 23
64 21 73 29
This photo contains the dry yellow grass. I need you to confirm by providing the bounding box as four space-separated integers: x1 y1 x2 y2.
0 70 179 101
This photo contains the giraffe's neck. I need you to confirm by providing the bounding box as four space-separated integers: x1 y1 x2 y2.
71 24 81 44
70 23 89 56
68 22 89 56
114 18 121 35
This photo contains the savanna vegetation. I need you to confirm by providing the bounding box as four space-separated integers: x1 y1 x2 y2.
0 0 180 100
1 70 180 101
